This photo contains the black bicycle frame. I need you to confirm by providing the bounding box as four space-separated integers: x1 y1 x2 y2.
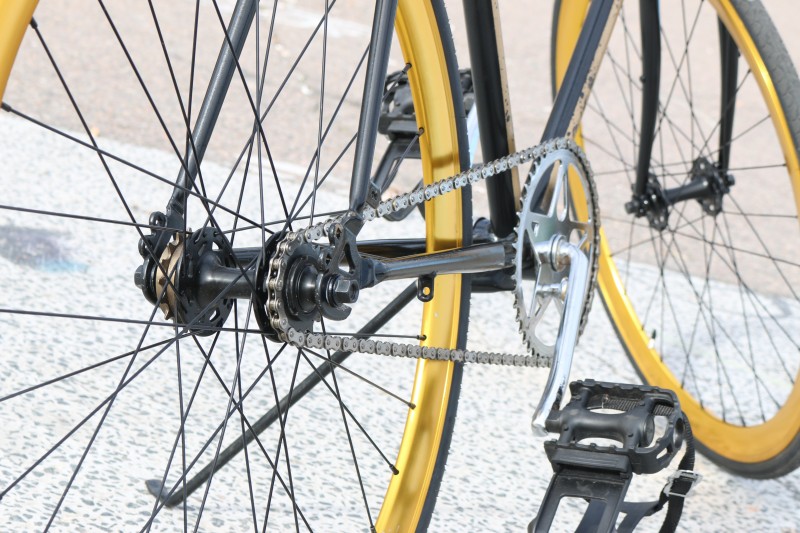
542 0 622 140
158 0 397 223
166 0 258 222
463 1 519 238
348 0 398 212
148 0 632 505
635 0 662 196
464 0 626 238
165 0 627 235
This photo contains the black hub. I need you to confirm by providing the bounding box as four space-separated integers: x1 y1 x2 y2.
267 239 360 335
180 228 237 334
135 216 362 339
690 157 735 216
135 224 255 336
625 173 671 231
625 157 735 231
170 228 237 335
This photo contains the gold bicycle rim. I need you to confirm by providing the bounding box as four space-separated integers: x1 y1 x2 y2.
0 0 463 528
555 0 800 464
0 0 38 102
376 1 464 530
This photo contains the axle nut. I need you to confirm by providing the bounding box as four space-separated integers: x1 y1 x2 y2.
332 277 359 305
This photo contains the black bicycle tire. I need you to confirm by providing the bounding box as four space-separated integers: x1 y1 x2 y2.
414 1 473 528
689 0 800 479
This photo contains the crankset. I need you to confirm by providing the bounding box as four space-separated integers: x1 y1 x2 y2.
134 136 600 434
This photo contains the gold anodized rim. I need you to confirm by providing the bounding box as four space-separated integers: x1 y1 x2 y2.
0 0 39 102
377 1 464 530
0 0 463 528
556 0 800 464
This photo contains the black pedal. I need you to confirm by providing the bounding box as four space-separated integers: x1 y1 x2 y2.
372 69 475 221
530 380 686 533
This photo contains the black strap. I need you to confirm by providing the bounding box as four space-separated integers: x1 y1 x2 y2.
658 415 695 533
617 414 696 533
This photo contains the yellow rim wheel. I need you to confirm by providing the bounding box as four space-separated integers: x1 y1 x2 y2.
0 0 466 528
0 0 38 102
377 2 466 530
555 0 800 472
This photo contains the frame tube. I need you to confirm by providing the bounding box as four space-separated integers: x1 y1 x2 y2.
168 0 258 217
372 241 512 284
462 0 519 238
543 0 621 140
348 0 399 212
634 0 661 196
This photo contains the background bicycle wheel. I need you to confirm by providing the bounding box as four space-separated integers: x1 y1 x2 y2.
1 1 798 532
436 1 800 531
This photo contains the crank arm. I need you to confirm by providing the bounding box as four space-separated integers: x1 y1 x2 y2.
361 240 516 288
530 239 591 436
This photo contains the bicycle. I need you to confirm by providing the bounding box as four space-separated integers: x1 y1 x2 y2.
0 0 798 530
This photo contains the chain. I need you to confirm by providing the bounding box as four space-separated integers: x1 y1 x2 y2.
265 138 598 368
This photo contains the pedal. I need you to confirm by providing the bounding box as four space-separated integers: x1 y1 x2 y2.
372 69 475 221
529 380 686 533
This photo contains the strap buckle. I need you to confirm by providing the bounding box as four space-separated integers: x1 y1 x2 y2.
663 469 702 498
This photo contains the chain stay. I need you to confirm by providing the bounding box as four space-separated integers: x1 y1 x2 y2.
266 138 593 368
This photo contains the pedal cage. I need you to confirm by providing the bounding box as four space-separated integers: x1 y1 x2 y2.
373 69 476 221
529 380 685 533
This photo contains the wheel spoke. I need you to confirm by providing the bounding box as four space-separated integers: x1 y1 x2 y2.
0 0 469 528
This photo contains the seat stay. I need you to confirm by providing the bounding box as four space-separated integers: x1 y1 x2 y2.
166 0 258 222
348 0 399 214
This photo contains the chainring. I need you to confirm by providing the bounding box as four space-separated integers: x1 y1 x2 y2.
265 138 599 368
513 140 600 359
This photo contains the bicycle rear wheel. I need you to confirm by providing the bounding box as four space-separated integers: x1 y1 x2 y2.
554 0 800 477
0 1 468 529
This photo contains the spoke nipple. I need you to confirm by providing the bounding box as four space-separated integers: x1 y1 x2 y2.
390 464 400 475
409 402 416 410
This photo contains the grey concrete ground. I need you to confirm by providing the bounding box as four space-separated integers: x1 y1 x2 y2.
1 1 799 531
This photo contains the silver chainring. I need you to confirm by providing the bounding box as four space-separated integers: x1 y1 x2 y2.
266 138 599 368
513 140 600 359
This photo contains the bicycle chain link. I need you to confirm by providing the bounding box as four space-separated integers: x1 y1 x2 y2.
266 137 599 368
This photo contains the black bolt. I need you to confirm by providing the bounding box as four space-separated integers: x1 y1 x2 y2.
331 277 359 306
134 265 145 290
